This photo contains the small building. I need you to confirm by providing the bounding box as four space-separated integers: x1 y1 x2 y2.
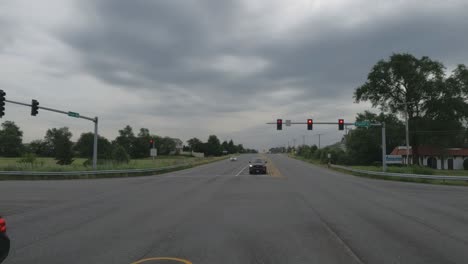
390 146 468 170
169 138 184 155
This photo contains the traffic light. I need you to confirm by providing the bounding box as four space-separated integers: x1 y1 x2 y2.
149 139 154 147
0 90 5 118
338 119 344 130
307 119 313 130
277 119 282 130
31 99 39 116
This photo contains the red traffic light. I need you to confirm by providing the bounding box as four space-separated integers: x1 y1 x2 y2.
277 119 283 130
307 119 313 130
338 119 344 130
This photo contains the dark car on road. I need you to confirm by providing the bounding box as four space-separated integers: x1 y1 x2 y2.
0 216 9 263
249 159 268 174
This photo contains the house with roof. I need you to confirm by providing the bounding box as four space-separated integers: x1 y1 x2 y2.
169 138 184 155
390 146 468 170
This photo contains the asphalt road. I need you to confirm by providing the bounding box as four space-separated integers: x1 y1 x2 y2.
1 154 468 264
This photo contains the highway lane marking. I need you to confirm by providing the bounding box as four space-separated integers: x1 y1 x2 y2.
131 257 192 264
235 165 248 176
261 154 284 178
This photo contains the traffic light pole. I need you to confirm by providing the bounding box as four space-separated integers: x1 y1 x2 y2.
5 99 99 169
268 120 388 172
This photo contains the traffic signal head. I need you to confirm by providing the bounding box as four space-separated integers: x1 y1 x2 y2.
307 119 313 130
0 90 5 118
31 99 39 116
277 119 282 130
338 119 344 130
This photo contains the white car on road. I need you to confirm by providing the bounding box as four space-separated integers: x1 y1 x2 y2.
230 157 237 161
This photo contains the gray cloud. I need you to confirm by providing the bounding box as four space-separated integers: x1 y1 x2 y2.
2 0 468 149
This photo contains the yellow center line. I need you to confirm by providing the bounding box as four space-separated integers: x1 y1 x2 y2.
261 154 284 178
131 257 192 264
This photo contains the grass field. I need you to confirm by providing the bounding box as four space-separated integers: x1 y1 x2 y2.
0 156 226 172
351 165 468 176
289 154 468 186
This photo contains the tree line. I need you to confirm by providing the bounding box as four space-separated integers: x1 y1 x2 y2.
186 136 257 156
0 122 256 165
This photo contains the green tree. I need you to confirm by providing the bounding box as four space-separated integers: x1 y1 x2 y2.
205 135 222 156
112 144 130 164
227 139 236 154
74 132 112 159
221 140 229 153
237 144 244 153
45 127 74 165
354 53 445 119
157 137 177 155
187 138 203 152
131 128 152 159
345 111 404 165
115 125 136 157
0 121 24 157
26 139 53 157
354 53 468 163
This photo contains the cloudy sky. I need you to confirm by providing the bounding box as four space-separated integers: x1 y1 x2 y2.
1 0 468 150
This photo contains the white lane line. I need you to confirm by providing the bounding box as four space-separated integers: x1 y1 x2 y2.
235 166 248 176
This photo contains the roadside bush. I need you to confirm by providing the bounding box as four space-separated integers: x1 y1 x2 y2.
411 166 433 175
112 145 130 164
17 153 39 168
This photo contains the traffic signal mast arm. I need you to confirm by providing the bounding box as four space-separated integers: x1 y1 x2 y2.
267 121 355 125
5 99 96 122
267 120 382 126
4 92 99 169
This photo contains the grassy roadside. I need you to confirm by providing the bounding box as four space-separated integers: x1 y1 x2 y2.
0 156 227 180
350 165 468 176
0 156 214 172
288 155 468 186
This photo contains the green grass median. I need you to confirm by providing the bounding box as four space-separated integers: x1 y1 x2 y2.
0 156 227 180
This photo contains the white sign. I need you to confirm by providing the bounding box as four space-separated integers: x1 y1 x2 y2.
386 155 402 164
286 120 292 126
150 148 158 157
327 153 331 158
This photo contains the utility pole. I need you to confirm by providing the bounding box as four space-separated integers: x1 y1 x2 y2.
405 103 410 166
382 122 387 172
93 117 98 169
315 133 323 149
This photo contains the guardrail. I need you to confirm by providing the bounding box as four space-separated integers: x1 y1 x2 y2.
330 164 468 181
0 164 190 177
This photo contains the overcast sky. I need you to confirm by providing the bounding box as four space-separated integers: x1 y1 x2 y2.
1 0 468 151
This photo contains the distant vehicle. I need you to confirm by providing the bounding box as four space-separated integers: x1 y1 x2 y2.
249 159 267 174
0 216 9 263
230 157 237 161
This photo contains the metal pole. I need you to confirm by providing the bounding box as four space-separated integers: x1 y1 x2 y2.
152 139 155 160
318 134 321 149
405 103 410 166
93 117 98 169
382 122 387 172
302 135 305 146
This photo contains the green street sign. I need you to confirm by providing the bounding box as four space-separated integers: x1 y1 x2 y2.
355 121 370 128
68 111 80 118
